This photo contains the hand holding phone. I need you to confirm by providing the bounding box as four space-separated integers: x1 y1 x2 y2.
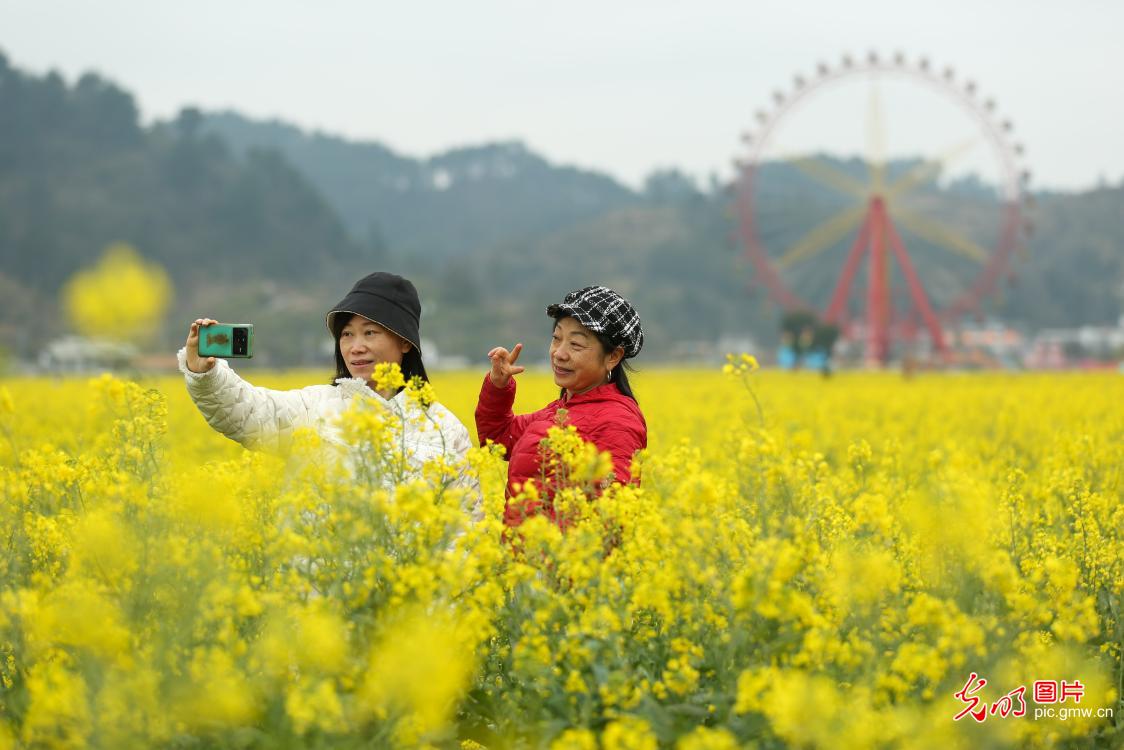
186 319 217 373
185 319 254 373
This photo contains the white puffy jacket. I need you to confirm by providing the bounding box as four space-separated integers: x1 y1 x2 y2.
176 349 473 473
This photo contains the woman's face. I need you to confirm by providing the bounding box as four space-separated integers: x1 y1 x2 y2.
549 316 623 397
338 315 411 381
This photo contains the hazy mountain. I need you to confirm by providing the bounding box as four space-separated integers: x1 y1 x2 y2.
0 51 369 361
200 112 640 258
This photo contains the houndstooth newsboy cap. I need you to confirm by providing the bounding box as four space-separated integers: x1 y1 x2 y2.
546 285 644 359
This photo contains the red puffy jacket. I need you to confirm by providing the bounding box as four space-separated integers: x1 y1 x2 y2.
475 375 647 527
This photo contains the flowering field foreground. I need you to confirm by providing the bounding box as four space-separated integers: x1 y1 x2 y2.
0 367 1122 749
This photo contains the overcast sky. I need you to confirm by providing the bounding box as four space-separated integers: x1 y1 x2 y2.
2 0 1120 191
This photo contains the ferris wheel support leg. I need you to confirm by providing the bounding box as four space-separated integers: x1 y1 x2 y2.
825 210 873 325
884 213 947 354
867 198 892 366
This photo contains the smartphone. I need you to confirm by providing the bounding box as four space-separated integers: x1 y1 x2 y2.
198 323 253 358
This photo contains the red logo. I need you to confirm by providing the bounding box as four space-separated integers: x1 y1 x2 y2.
1034 679 1085 704
954 674 1084 722
953 673 989 722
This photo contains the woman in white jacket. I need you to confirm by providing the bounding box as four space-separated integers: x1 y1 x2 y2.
178 272 473 477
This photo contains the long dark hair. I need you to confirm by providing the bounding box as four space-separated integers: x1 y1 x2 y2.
330 313 429 386
551 316 638 403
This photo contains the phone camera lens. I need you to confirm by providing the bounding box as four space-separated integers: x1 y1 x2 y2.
233 327 247 355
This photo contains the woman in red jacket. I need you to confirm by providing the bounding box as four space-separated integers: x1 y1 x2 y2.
476 286 647 527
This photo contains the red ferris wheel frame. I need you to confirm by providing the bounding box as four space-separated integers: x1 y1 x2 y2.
734 51 1032 363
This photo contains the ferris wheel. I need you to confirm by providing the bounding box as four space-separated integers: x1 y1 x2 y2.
734 51 1033 364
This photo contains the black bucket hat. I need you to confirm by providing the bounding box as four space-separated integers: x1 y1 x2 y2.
325 272 422 352
546 285 644 359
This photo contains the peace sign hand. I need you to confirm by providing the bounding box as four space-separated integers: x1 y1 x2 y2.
487 343 525 388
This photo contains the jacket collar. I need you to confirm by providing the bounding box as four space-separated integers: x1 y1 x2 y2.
334 377 401 404
562 381 624 404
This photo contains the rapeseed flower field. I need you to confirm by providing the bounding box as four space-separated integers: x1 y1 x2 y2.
0 365 1121 748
